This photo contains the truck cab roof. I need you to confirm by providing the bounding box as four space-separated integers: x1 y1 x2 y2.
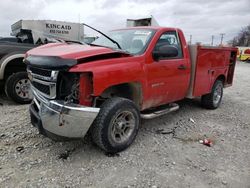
115 26 182 31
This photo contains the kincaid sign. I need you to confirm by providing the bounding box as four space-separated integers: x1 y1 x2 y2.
11 20 84 43
46 23 72 35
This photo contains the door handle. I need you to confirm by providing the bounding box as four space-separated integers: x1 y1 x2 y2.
178 64 187 70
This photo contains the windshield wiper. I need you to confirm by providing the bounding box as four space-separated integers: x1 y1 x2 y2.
47 38 86 45
88 43 131 55
82 23 121 49
65 40 85 45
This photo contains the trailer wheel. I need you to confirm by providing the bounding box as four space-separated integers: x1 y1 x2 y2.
5 72 32 104
201 80 223 109
91 97 140 153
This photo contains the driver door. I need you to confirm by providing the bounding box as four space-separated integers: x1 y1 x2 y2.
146 30 190 107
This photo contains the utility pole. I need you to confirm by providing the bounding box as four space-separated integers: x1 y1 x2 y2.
189 35 192 44
220 33 225 45
211 35 214 46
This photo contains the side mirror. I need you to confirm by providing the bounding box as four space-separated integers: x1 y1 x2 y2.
153 45 179 61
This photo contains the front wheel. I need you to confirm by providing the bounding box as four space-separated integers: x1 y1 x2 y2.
5 72 32 104
91 97 140 153
201 80 223 109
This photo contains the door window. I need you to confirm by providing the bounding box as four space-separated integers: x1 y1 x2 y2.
154 31 183 59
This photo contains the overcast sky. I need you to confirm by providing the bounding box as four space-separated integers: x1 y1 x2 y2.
0 0 249 45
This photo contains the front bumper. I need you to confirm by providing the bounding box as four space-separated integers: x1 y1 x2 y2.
30 89 100 138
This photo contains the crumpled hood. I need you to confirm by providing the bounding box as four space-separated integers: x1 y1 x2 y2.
25 43 131 70
26 43 127 59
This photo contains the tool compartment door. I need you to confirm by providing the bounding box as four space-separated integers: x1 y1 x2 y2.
190 46 237 98
193 48 213 97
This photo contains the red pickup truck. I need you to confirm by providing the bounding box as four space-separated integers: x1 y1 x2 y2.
25 27 237 153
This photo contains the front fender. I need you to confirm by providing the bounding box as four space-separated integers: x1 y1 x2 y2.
69 57 147 97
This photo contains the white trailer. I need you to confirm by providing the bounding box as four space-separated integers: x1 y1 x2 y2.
11 20 84 44
126 16 159 27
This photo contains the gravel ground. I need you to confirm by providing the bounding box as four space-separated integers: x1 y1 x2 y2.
0 61 250 188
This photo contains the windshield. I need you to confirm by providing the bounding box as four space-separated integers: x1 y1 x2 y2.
92 29 155 55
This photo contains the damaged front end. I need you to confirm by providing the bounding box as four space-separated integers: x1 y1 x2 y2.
26 57 100 139
30 90 99 138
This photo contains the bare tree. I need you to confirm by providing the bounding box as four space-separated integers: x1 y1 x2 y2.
229 25 250 47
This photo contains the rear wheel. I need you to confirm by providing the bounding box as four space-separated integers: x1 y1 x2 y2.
91 97 140 153
5 72 32 104
201 80 223 109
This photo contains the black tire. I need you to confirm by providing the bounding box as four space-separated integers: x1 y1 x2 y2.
91 97 140 153
5 72 32 104
201 80 223 109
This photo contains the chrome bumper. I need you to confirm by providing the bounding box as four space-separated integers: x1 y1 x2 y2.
30 89 100 138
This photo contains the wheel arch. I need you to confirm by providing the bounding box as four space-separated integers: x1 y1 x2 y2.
202 76 224 109
97 82 143 109
0 54 26 80
216 74 226 85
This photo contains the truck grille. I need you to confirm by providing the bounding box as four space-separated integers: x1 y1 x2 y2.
27 66 58 99
29 67 52 77
32 81 50 95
